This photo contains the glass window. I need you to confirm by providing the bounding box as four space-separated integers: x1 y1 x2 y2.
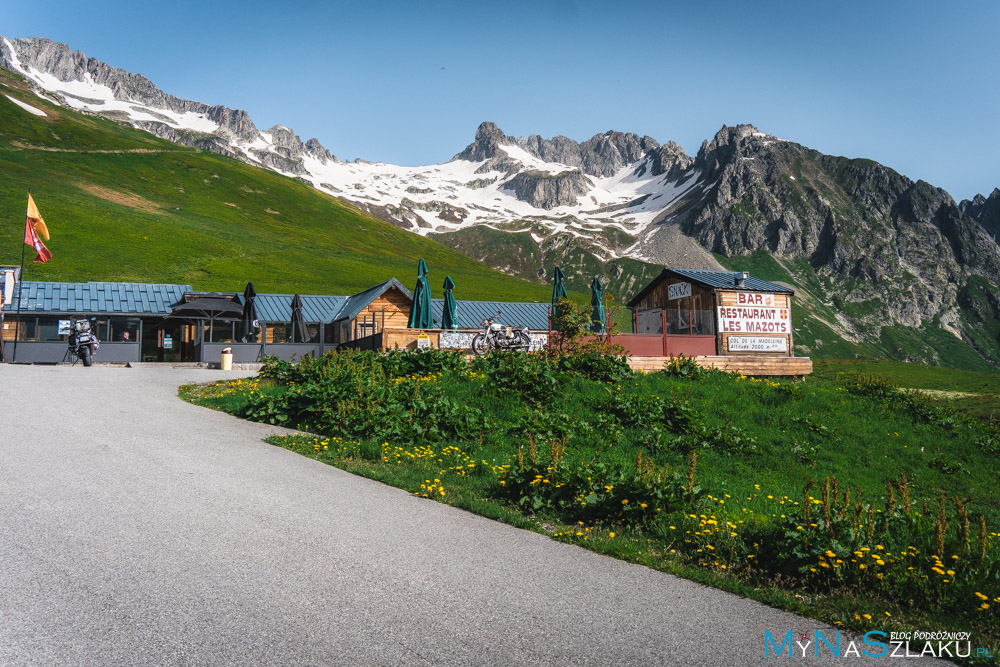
109 317 140 342
14 318 38 341
268 323 289 344
37 317 67 341
209 321 234 343
94 318 110 342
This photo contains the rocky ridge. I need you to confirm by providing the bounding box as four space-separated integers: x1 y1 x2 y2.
0 36 336 174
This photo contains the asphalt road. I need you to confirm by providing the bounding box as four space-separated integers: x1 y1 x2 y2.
0 365 940 666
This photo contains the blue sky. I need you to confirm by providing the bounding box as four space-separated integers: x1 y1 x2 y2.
2 0 998 200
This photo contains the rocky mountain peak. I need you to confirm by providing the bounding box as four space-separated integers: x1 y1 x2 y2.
961 187 1000 239
694 124 763 179
454 121 514 161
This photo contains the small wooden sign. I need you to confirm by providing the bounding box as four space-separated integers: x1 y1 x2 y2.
668 282 692 300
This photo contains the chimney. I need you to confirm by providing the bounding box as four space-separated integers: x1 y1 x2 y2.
735 272 748 288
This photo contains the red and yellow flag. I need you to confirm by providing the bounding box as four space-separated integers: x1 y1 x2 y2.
24 193 52 263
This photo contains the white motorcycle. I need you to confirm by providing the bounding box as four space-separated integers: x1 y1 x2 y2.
471 311 531 355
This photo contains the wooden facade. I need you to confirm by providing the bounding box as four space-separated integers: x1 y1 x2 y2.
627 269 796 358
335 285 413 346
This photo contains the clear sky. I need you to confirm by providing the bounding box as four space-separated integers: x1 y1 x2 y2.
2 0 998 200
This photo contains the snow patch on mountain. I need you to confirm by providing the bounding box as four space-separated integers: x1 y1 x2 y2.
0 35 718 263
4 93 46 116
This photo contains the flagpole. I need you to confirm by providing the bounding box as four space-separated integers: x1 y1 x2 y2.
11 189 29 363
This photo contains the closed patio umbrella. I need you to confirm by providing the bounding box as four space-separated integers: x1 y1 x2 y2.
407 258 432 329
551 266 568 305
289 294 310 343
590 276 606 333
239 282 260 343
441 275 458 330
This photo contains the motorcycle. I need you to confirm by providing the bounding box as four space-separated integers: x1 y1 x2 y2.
471 311 532 355
68 317 100 366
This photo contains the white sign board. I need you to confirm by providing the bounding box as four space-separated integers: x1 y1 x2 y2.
735 291 775 307
58 320 71 335
717 306 790 334
416 335 431 349
2 269 15 306
728 336 788 352
668 282 692 300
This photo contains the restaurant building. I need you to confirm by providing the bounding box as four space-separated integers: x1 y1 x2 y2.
0 276 550 363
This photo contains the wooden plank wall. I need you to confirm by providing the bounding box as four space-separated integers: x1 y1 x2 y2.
633 277 714 314
628 355 812 377
346 287 411 342
715 290 792 357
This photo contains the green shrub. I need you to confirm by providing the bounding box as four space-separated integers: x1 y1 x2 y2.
474 352 557 405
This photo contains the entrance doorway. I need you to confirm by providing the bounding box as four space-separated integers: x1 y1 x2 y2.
142 319 194 362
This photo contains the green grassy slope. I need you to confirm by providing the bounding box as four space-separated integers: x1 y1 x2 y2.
0 68 558 301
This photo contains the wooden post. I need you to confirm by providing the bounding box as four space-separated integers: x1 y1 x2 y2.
661 309 668 357
787 295 794 357
714 289 724 356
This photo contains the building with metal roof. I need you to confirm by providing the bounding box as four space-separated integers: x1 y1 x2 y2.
253 294 348 325
10 281 192 315
627 268 792 308
430 299 550 331
1 276 552 363
626 267 797 359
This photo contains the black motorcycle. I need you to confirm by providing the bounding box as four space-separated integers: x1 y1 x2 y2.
68 317 100 366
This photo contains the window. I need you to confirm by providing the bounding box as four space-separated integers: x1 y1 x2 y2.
38 317 65 342
13 318 38 341
209 321 234 343
109 317 140 342
267 323 289 344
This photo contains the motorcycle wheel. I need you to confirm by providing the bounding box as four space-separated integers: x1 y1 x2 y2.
81 346 93 367
471 333 488 356
519 332 531 351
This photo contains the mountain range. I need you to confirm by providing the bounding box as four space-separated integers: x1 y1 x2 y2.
2 35 999 368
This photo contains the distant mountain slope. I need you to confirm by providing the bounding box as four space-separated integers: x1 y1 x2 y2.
0 66 556 304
